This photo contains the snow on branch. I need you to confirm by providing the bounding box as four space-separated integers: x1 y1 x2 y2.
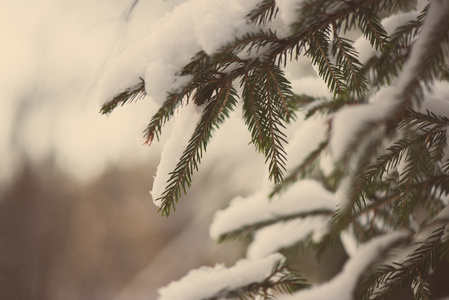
247 215 330 260
210 179 336 241
328 0 449 227
99 0 263 107
391 0 449 109
330 95 397 163
157 253 307 300
276 231 409 300
151 101 204 207
361 211 449 299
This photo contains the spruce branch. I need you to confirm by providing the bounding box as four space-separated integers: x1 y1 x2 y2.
252 0 395 70
422 175 449 202
143 92 185 146
364 226 447 300
363 48 410 87
218 30 281 60
264 77 288 185
411 271 432 300
246 0 278 26
400 109 449 132
357 6 389 52
362 139 412 186
216 210 333 243
103 0 449 298
100 79 146 115
330 26 368 97
333 120 390 232
204 260 309 300
242 64 294 184
303 97 348 118
143 52 251 147
392 1 449 111
266 65 297 122
305 28 347 98
156 84 238 216
363 17 420 86
354 194 401 221
270 139 329 197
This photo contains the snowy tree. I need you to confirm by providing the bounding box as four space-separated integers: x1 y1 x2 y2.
100 0 449 299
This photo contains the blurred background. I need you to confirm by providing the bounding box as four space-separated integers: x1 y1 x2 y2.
0 1 268 299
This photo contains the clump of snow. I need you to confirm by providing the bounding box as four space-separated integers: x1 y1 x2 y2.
416 0 430 11
157 253 285 300
247 216 330 260
381 11 420 36
276 0 306 27
285 115 329 171
340 229 360 257
353 36 375 65
335 177 352 210
341 0 449 167
329 96 396 163
277 231 409 300
424 81 449 112
193 0 259 54
290 76 333 98
354 10 419 65
99 0 263 106
394 1 449 102
150 101 205 206
210 179 336 240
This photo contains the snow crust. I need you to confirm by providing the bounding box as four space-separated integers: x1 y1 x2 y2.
277 231 409 300
150 102 205 206
99 0 262 106
210 179 336 240
157 253 285 300
247 216 330 260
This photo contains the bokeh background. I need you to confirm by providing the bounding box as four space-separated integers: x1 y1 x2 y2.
0 1 265 299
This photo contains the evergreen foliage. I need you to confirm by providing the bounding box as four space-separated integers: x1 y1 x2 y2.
102 0 449 299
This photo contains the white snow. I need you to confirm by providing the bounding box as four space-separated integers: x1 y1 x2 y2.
277 231 409 300
381 11 420 36
150 101 205 206
99 0 263 106
247 215 330 260
423 81 449 115
335 177 353 211
290 76 333 98
353 35 376 65
394 0 449 105
416 0 430 11
285 115 329 171
157 253 285 300
276 0 306 27
340 228 360 257
329 94 396 163
210 179 336 240
337 0 449 167
354 10 419 65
